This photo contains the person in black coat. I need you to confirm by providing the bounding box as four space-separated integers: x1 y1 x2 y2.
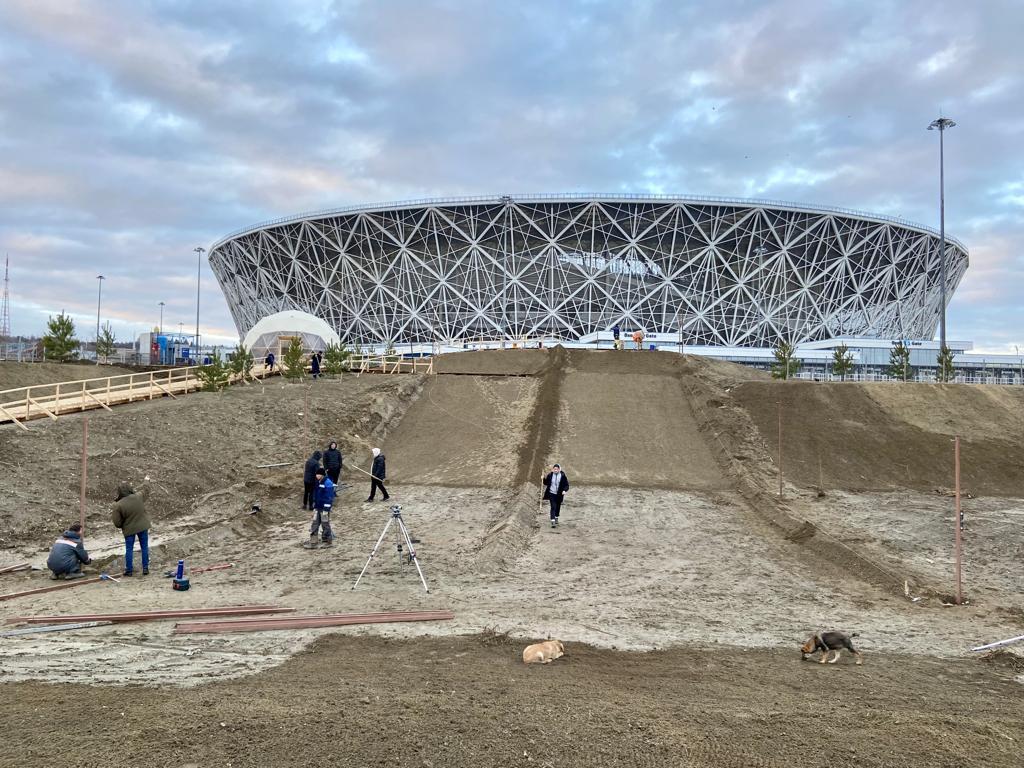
542 463 569 528
366 447 389 502
323 441 343 484
303 450 323 510
311 351 321 379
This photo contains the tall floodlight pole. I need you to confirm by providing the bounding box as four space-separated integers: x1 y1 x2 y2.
158 301 165 335
194 246 205 352
928 116 955 352
95 275 105 364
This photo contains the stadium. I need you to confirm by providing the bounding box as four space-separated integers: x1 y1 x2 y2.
208 194 968 349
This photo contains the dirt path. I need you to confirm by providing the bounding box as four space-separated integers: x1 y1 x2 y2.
2 633 1022 768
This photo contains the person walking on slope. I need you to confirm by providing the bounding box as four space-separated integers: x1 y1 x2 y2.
542 463 569 529
323 441 343 485
303 466 335 549
303 450 323 510
46 523 92 579
366 447 389 502
112 483 152 576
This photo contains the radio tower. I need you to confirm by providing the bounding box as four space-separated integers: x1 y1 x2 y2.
0 255 10 341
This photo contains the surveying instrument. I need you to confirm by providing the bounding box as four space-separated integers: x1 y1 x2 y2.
352 504 429 593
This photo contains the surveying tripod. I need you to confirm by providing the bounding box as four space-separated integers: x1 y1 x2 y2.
352 505 429 593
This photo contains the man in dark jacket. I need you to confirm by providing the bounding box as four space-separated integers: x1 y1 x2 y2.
46 524 91 579
311 351 321 379
303 450 323 510
542 463 569 529
112 483 152 576
323 441 342 485
303 466 335 549
366 447 389 502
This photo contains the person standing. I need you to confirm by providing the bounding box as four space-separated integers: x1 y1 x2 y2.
612 324 622 350
112 483 152 576
366 447 389 502
310 350 321 380
265 351 276 371
303 466 335 549
632 329 645 350
323 441 342 485
303 450 323 510
46 524 91 580
541 463 569 529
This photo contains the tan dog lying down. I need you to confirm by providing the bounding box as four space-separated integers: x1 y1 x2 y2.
522 640 565 664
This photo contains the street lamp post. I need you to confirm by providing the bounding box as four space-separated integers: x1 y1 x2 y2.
158 301 165 335
95 275 105 364
928 116 956 353
194 246 205 353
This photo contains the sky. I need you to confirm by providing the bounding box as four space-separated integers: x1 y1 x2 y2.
1 0 1022 352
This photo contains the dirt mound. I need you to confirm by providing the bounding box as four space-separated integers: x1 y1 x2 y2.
0 376 421 551
433 348 548 375
383 375 538 487
731 380 1024 496
3 634 1022 768
0 362 138 391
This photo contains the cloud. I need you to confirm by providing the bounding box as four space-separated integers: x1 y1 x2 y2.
0 0 1021 349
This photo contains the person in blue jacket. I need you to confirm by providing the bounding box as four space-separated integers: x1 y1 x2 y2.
46 524 92 579
303 466 335 549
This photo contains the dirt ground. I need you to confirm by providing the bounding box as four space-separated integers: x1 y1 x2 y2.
3 634 1023 768
2 349 1023 766
0 361 138 391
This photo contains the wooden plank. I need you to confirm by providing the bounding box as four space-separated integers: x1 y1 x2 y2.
26 397 58 420
0 404 29 430
0 563 31 575
83 389 114 412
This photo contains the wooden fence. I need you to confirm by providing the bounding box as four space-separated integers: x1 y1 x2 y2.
0 367 274 430
347 355 434 375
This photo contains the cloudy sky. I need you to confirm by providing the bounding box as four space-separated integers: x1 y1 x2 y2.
1 0 1021 351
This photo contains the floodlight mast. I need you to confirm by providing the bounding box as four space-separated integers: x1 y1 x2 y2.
928 116 956 353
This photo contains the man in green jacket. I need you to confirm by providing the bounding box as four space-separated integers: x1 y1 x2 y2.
112 483 152 576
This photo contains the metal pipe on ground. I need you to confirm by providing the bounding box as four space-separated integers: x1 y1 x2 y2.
1 620 114 638
173 609 455 634
0 563 31 575
0 576 107 602
8 605 294 625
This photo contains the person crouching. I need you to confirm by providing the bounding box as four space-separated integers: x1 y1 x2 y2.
46 523 92 580
304 466 335 549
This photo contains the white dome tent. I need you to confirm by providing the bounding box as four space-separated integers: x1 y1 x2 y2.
242 310 340 360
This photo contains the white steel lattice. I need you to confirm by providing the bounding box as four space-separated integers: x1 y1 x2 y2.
208 195 969 347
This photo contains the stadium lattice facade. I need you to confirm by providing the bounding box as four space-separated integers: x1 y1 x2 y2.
209 195 968 348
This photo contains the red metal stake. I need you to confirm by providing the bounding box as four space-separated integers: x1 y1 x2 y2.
80 417 88 533
954 436 963 605
777 401 783 500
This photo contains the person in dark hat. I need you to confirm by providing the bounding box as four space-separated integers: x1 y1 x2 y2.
323 441 342 485
303 466 335 549
303 450 323 510
46 523 91 580
541 463 569 529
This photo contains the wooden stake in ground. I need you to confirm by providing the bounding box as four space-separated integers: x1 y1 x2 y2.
303 386 309 457
80 416 88 532
954 435 963 605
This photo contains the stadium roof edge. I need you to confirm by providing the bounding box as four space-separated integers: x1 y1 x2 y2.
208 193 969 254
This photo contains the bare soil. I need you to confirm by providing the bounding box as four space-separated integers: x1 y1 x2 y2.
0 361 138 391
3 634 1023 768
2 348 1023 767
